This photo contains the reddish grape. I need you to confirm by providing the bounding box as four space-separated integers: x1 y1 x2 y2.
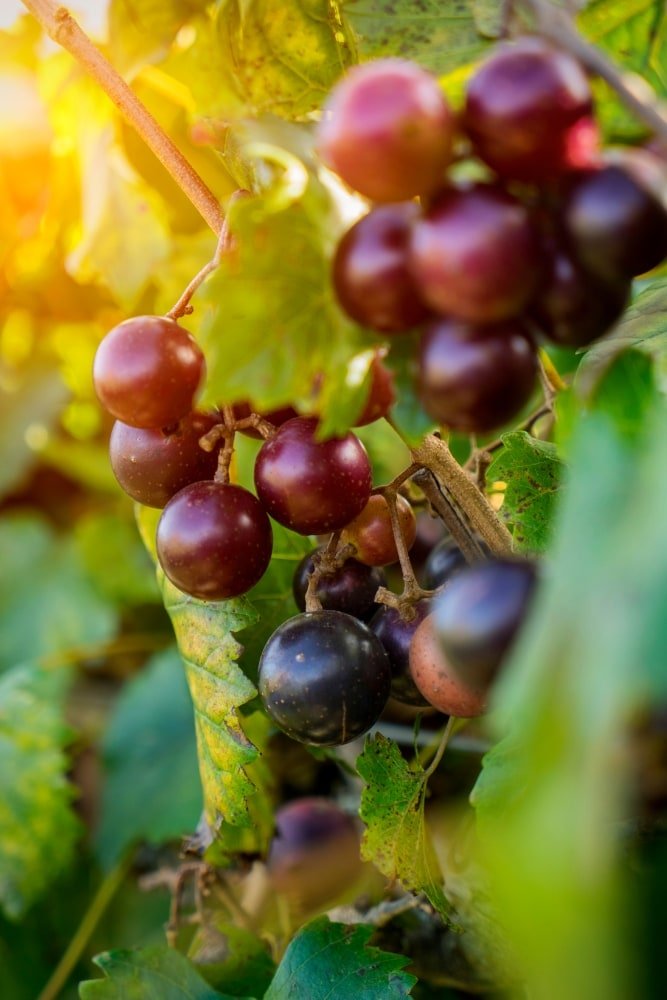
410 615 487 717
156 481 272 601
340 494 416 567
258 610 391 746
409 185 543 322
370 600 432 706
418 318 537 433
317 59 455 202
353 354 396 427
464 37 598 182
254 417 372 535
293 548 385 621
532 245 630 347
109 411 221 508
232 401 301 440
93 315 205 428
332 203 430 332
562 160 667 279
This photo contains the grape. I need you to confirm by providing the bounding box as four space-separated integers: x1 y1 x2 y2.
562 160 667 279
410 513 450 581
531 244 630 347
254 417 372 535
340 494 416 567
109 411 221 508
409 615 487 717
232 401 301 439
370 600 432 706
432 558 537 689
353 353 396 427
258 610 391 746
409 185 543 322
332 203 430 332
156 481 272 601
293 547 386 621
422 540 467 590
463 37 598 182
317 59 455 202
418 318 537 433
93 315 205 428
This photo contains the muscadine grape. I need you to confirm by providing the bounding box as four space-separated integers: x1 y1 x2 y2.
254 417 372 535
409 185 543 323
370 601 432 707
463 37 598 182
418 318 537 433
410 615 487 717
332 203 430 332
258 610 391 746
562 159 667 279
292 547 386 620
353 354 396 427
109 411 221 508
532 244 630 347
93 315 205 428
340 494 416 567
156 481 272 601
422 540 467 590
317 59 455 202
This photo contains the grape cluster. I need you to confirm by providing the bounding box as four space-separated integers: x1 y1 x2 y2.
320 40 667 433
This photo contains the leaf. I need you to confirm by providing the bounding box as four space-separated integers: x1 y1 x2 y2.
188 919 276 996
344 0 490 77
0 366 68 501
486 432 564 553
357 734 450 918
76 512 160 608
0 663 80 919
472 403 667 999
264 915 416 999
0 514 117 675
215 0 357 118
79 946 238 999
95 648 202 868
383 333 437 448
109 0 211 78
197 151 378 435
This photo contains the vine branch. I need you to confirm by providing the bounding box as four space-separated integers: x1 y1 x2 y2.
20 0 223 234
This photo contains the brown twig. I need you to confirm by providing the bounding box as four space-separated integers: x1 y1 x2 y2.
303 532 356 613
412 469 488 563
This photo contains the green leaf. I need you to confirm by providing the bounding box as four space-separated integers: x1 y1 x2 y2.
109 0 210 78
486 432 564 554
0 514 117 675
472 404 667 999
79 946 237 999
76 512 160 608
383 333 436 448
197 153 377 435
264 915 416 999
189 919 276 996
215 0 357 118
345 0 490 78
0 366 68 501
357 733 450 919
95 648 202 868
0 663 80 919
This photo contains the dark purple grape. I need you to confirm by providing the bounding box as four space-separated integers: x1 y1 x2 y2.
370 601 432 706
418 318 537 433
254 417 372 535
464 37 598 182
333 203 430 333
93 315 205 428
258 610 391 746
422 541 467 590
293 548 386 621
318 59 455 202
156 481 272 601
409 184 543 322
109 411 221 508
432 558 538 690
531 245 630 347
562 160 667 279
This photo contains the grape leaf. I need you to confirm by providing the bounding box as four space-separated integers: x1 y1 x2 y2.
264 915 416 999
472 405 667 999
95 648 202 868
0 514 117 675
109 0 210 78
188 918 276 996
196 151 378 435
215 0 357 118
79 946 237 999
383 333 436 447
486 432 564 554
357 733 450 918
0 663 80 919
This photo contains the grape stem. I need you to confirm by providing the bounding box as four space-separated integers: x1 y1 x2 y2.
374 470 433 617
412 468 487 563
303 532 356 613
214 405 237 484
19 0 224 233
